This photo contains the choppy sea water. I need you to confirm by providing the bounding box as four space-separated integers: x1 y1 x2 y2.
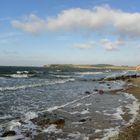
0 66 140 140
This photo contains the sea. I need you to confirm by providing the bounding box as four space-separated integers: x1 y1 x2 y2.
0 66 140 140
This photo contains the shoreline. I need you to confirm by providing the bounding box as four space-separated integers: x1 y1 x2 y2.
32 76 140 140
0 74 140 140
115 77 140 140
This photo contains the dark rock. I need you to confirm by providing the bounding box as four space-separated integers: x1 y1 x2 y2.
31 118 50 126
94 89 98 92
37 118 50 126
1 130 16 137
127 79 132 82
49 118 65 126
85 91 91 95
25 132 32 137
131 75 137 78
79 119 86 122
107 83 110 86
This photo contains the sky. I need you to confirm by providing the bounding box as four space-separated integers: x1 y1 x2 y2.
0 0 140 66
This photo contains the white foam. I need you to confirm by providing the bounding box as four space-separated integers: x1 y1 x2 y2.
68 132 89 140
42 94 92 113
121 92 140 124
112 106 124 120
100 92 140 140
16 71 29 74
76 103 82 107
95 129 102 133
10 74 28 78
95 111 101 113
81 110 90 115
85 103 92 106
6 120 22 136
0 79 75 91
76 72 103 75
43 124 62 134
0 115 13 120
51 75 72 78
72 122 84 125
70 110 90 115
70 111 80 115
0 135 24 140
100 127 119 140
24 111 38 121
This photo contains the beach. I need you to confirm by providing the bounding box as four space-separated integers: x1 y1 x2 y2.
116 77 140 140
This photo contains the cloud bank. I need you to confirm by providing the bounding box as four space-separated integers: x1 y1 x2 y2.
11 5 140 37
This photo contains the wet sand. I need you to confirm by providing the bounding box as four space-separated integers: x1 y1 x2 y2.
116 77 140 140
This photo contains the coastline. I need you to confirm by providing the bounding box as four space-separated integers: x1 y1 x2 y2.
0 69 140 140
116 77 140 140
33 77 140 140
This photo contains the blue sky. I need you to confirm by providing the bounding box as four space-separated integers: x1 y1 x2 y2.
0 0 140 66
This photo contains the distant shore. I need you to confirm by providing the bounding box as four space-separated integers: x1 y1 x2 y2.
44 64 136 70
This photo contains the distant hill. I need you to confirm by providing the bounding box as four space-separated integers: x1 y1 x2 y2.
92 64 114 67
44 64 135 70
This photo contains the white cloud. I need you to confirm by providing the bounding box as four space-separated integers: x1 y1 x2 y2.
12 14 47 33
11 5 140 37
101 39 125 51
73 42 95 49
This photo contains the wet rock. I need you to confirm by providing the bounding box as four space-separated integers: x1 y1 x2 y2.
25 131 32 138
37 118 50 126
85 91 92 95
49 118 65 126
131 74 137 78
105 74 139 81
31 112 65 128
79 119 86 122
1 130 16 137
31 117 50 127
107 83 110 86
94 89 98 92
127 79 132 82
99 81 105 84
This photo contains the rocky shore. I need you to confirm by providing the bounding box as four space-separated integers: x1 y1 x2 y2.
1 74 140 140
33 75 140 140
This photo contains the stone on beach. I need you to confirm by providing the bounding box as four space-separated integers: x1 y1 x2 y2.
98 90 104 95
31 114 65 128
85 91 92 95
1 130 16 137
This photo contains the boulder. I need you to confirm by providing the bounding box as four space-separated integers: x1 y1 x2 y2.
49 118 65 126
85 91 91 95
1 130 16 137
